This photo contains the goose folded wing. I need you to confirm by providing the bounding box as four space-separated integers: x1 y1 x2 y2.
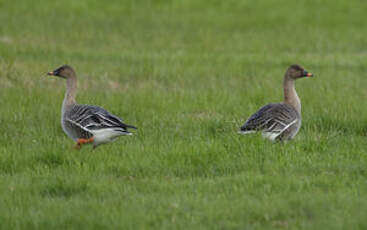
69 105 134 131
241 103 298 134
63 118 93 139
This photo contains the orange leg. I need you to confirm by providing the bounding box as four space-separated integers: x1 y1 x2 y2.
73 137 94 149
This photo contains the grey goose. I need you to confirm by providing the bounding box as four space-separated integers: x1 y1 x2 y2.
239 64 313 141
47 65 136 149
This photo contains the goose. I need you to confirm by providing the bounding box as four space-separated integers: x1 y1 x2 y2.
47 65 137 149
239 64 313 141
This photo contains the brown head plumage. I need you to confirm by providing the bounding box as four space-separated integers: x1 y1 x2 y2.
47 65 76 79
286 64 313 79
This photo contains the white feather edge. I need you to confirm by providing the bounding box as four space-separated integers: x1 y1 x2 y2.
238 130 256 135
66 118 91 132
262 118 298 141
238 118 298 141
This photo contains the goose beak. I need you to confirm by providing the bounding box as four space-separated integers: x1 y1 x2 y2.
303 71 313 77
48 69 60 76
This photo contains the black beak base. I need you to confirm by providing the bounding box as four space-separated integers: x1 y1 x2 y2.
303 70 313 77
47 69 59 76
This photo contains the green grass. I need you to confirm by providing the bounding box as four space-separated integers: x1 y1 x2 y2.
1 0 367 229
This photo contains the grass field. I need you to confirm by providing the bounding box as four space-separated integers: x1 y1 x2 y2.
1 0 367 229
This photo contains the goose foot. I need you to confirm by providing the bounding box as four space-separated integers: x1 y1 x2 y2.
73 137 95 150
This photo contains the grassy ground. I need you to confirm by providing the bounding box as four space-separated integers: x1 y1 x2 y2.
1 0 367 229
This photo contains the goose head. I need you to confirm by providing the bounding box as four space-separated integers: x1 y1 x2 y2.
286 64 313 80
48 65 76 79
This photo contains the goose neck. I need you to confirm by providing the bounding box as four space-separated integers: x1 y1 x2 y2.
283 75 301 114
62 76 77 112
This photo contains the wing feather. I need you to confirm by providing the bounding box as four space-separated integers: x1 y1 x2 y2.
63 118 93 139
66 104 136 132
240 103 299 136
